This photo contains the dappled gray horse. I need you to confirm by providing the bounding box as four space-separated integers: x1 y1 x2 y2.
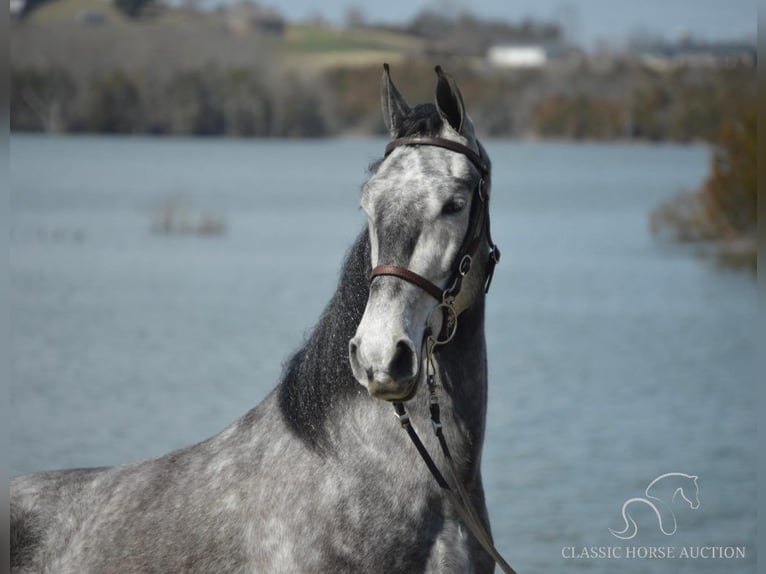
11 65 509 573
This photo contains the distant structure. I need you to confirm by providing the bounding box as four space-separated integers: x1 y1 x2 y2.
224 1 285 36
639 40 756 72
487 44 547 68
487 43 572 69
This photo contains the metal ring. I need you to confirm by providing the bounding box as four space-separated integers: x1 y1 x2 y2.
442 276 459 301
458 255 472 276
478 179 487 202
491 245 501 263
426 302 458 346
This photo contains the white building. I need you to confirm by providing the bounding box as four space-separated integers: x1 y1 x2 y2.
10 0 26 16
487 45 548 68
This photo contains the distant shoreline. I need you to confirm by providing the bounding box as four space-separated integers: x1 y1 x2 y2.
7 130 714 147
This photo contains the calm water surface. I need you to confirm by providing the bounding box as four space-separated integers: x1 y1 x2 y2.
9 135 756 573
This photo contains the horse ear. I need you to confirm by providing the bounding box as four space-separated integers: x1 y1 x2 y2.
380 63 411 137
434 65 465 134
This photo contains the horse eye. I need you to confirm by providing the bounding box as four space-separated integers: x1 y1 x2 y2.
442 198 466 216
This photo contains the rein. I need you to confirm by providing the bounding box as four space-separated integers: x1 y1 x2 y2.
369 136 516 574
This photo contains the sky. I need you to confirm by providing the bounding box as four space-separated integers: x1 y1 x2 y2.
243 0 756 47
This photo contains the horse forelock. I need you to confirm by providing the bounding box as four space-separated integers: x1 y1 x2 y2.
367 102 484 174
395 103 444 138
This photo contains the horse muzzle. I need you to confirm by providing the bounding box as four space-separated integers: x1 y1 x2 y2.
348 336 419 401
367 371 418 402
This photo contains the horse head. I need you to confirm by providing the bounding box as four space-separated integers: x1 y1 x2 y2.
349 65 493 401
674 475 700 510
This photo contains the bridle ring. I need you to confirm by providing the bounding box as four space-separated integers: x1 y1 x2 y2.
478 179 487 202
458 255 472 276
427 303 459 346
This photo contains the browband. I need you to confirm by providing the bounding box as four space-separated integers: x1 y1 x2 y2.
384 136 490 177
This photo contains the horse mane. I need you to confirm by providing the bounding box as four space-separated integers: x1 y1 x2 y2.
276 228 371 450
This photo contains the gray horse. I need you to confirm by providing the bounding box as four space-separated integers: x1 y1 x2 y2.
11 65 501 573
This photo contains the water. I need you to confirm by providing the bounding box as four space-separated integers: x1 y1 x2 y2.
9 135 756 572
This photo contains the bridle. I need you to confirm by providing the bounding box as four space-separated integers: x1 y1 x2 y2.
370 135 500 342
368 136 517 574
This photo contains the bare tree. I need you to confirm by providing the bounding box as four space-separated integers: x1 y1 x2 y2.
113 0 157 19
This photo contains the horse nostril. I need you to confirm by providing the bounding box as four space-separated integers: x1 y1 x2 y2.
349 338 372 382
389 339 416 383
348 339 360 369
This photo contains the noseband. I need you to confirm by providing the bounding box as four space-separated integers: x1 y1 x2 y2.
369 136 500 340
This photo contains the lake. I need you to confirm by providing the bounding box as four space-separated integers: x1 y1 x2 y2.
9 135 756 573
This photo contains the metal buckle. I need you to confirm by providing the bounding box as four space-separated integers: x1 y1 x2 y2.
484 245 500 293
393 405 410 427
442 276 460 301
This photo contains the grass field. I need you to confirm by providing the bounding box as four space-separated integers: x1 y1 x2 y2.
21 0 423 71
29 0 126 22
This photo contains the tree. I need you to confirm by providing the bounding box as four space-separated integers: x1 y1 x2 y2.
19 0 55 18
11 67 77 132
649 94 756 270
701 98 756 236
88 71 142 133
113 0 156 19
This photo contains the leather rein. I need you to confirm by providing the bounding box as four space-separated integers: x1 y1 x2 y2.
369 136 516 574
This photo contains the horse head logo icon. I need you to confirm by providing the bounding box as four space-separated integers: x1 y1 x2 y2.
609 473 700 540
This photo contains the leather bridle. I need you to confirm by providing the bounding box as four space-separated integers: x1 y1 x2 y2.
370 136 500 340
368 136 517 574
